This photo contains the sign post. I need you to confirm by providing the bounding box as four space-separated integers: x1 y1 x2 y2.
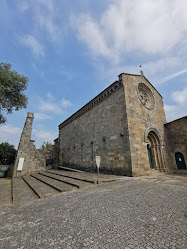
95 156 101 184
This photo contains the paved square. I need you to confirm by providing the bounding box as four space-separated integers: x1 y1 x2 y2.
0 177 186 249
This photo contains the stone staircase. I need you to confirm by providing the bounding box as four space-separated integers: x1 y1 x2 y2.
12 172 91 205
0 169 123 206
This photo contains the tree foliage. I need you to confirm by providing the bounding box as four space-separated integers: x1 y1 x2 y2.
0 62 28 123
40 141 53 150
0 142 17 165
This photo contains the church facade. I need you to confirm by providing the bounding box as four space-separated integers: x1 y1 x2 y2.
58 73 187 176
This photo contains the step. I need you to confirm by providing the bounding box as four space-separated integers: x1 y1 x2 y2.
31 173 76 192
49 169 121 183
58 166 85 172
167 169 187 175
48 170 95 183
0 179 12 206
22 176 59 198
39 172 93 188
148 169 165 176
12 177 38 205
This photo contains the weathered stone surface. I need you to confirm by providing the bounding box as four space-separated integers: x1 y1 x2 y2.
39 171 92 188
13 113 46 177
48 169 122 183
12 177 38 205
22 175 59 198
59 80 132 176
58 73 169 176
31 173 77 192
0 179 12 206
164 116 187 171
13 112 58 177
121 73 167 176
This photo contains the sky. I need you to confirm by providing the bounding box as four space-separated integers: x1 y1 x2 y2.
0 0 187 148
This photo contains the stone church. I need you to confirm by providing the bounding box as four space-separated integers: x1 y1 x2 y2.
57 73 187 176
14 73 187 177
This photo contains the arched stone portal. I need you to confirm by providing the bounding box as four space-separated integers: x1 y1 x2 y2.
146 130 165 171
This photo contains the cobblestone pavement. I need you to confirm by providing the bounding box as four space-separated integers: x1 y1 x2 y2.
135 173 187 187
0 178 187 249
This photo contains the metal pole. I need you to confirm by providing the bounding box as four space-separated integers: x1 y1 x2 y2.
97 166 99 184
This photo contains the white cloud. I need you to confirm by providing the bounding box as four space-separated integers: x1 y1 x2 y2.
32 128 57 145
39 100 62 114
172 88 187 105
0 125 22 148
38 94 73 115
164 104 178 122
34 113 52 121
164 104 187 122
72 0 187 60
160 68 187 84
0 124 57 148
96 56 182 86
19 35 45 57
37 14 60 42
73 14 110 57
17 0 62 42
164 87 187 122
0 125 21 135
61 99 72 108
0 122 57 149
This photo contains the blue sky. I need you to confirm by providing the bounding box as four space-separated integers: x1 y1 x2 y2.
0 0 187 148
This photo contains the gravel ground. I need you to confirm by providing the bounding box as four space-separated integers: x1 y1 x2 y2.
0 178 187 249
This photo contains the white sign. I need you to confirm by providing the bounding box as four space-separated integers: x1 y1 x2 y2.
17 158 24 171
96 156 101 168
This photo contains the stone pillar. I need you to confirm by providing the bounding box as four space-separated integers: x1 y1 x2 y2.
13 112 46 177
152 145 158 169
19 112 34 146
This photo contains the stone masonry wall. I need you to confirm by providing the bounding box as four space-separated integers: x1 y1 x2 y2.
13 113 46 177
120 73 167 176
59 80 132 176
164 116 187 171
38 145 56 169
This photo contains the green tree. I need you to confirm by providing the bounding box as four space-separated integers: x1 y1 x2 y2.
40 141 53 149
0 142 17 165
0 62 28 123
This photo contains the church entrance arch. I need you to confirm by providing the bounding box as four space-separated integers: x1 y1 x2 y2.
146 130 164 171
175 152 186 170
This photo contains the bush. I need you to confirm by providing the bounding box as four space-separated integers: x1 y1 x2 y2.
0 142 17 165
